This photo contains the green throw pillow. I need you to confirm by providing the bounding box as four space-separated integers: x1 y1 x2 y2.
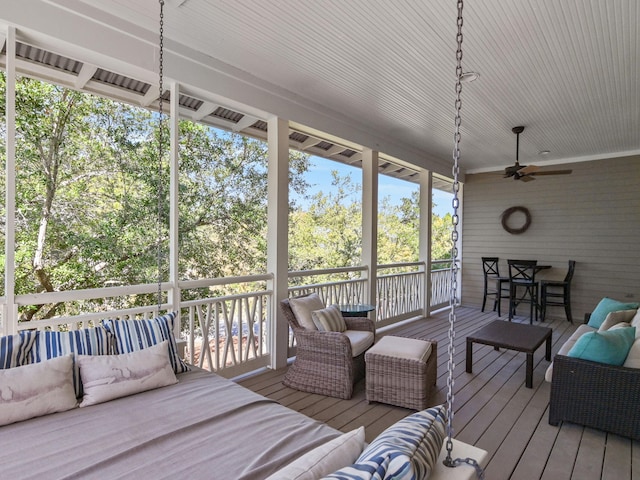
587 297 640 328
568 326 636 366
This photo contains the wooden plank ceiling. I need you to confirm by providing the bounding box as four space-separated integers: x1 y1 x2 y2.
18 1 640 176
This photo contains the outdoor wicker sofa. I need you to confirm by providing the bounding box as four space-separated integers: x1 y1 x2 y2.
548 353 640 439
281 295 375 399
548 304 640 440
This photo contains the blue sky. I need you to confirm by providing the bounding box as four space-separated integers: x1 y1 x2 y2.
292 156 453 217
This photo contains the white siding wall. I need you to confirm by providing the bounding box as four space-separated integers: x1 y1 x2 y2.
461 155 640 321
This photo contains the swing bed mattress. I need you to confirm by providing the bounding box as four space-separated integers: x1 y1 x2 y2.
0 367 342 479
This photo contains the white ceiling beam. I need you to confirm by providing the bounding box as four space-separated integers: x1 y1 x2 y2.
192 101 219 121
140 86 160 107
299 136 322 150
74 63 97 89
232 114 258 132
325 145 345 156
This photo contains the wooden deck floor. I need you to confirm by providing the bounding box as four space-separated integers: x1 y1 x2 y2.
238 307 639 480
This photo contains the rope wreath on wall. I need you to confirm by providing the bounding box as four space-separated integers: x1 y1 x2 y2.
501 206 531 234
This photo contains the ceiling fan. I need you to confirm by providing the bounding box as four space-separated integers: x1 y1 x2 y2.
504 126 572 182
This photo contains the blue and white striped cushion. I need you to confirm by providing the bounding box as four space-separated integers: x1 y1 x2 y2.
26 327 112 398
324 405 446 480
102 312 189 374
0 332 36 369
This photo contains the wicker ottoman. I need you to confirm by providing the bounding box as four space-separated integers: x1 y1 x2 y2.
365 336 437 410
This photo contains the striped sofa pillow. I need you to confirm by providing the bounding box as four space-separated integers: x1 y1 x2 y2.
324 404 446 479
1 332 36 369
25 326 112 398
312 305 347 332
102 312 189 374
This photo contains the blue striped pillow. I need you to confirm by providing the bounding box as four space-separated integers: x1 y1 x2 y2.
26 327 112 398
102 312 188 374
0 332 36 369
324 405 446 480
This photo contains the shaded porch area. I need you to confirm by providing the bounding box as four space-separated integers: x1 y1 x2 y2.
239 307 639 479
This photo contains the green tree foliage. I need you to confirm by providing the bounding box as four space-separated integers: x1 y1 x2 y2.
0 73 452 319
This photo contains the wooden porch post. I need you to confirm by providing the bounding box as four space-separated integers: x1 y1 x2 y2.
361 148 378 323
267 117 290 369
419 169 433 318
3 27 17 335
168 81 181 334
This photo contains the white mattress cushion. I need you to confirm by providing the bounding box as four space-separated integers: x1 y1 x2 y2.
343 330 375 357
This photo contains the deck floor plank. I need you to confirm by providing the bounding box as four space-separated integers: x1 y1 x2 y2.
236 307 636 480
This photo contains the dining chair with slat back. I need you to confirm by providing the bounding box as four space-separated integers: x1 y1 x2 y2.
481 257 510 317
508 259 539 324
540 260 576 323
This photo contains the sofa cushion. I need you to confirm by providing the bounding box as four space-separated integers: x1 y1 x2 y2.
587 297 640 329
366 336 433 363
623 337 640 369
598 309 638 331
289 294 325 330
312 305 347 333
568 326 636 366
343 330 375 357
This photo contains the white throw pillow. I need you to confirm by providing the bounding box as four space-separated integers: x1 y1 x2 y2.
78 340 177 407
598 309 637 331
265 427 365 480
0 354 77 426
289 294 325 330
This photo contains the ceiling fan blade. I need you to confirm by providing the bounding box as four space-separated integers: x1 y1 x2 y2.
520 175 536 182
529 169 573 176
518 164 539 175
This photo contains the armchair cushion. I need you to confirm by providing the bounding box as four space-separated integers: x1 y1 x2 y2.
312 305 347 332
289 293 324 330
343 330 375 357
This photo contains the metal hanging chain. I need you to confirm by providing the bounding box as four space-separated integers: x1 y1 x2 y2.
156 0 165 312
443 1 485 478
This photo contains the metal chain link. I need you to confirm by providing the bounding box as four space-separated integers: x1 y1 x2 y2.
443 1 486 479
156 0 165 312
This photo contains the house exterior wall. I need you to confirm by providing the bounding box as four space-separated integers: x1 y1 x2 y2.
461 155 640 320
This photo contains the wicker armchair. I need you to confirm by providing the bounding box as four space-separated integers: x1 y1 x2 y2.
280 296 375 399
548 354 640 439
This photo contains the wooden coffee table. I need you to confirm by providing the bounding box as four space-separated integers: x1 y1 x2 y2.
466 320 552 388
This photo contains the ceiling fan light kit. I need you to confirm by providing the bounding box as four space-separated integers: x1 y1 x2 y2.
504 126 572 181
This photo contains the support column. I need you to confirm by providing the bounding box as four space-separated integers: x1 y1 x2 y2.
4 27 17 335
361 148 378 323
419 169 433 318
168 81 180 334
267 117 290 369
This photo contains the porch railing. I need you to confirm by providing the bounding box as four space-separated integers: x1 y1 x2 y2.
5 259 453 377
